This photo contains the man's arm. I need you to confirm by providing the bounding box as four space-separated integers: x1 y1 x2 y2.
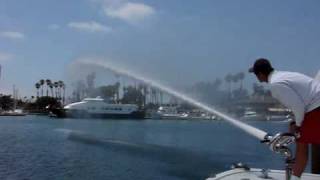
271 83 305 126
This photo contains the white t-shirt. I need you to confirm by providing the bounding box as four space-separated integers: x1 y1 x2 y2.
269 71 320 126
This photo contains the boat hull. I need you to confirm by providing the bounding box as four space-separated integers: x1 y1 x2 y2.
206 168 320 180
51 109 145 119
0 113 26 116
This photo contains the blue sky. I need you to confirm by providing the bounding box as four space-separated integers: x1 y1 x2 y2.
0 0 320 97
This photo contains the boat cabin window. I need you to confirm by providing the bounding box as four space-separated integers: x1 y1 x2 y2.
101 107 123 111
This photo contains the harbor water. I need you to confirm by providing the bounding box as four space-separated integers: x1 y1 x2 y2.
0 116 290 180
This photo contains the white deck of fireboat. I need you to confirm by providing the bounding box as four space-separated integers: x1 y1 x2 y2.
206 168 320 180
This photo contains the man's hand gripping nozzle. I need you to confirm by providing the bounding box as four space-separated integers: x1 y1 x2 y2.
262 133 297 180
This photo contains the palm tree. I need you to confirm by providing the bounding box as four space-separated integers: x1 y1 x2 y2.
58 81 64 100
58 81 65 103
39 79 45 97
54 81 59 98
46 79 51 97
159 91 163 105
49 83 54 97
225 74 232 99
62 83 66 105
35 83 41 98
151 87 157 104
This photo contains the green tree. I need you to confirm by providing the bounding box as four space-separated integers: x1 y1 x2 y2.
0 95 14 110
34 96 61 110
121 86 144 106
95 85 117 101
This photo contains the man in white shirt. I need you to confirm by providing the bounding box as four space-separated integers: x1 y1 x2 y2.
249 58 320 180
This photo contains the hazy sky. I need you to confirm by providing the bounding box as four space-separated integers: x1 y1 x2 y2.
0 0 319 97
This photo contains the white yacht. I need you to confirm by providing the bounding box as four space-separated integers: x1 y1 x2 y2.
52 97 145 119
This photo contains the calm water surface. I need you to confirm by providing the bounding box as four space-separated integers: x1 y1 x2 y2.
0 116 289 180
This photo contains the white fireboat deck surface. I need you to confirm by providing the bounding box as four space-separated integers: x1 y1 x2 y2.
207 168 320 180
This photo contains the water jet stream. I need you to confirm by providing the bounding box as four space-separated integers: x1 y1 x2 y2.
77 60 268 141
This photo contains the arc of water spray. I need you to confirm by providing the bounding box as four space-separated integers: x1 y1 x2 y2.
77 60 268 141
315 70 320 82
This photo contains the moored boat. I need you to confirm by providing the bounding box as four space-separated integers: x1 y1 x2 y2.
151 106 216 120
0 109 27 116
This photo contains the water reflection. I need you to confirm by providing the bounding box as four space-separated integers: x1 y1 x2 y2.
65 129 226 179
